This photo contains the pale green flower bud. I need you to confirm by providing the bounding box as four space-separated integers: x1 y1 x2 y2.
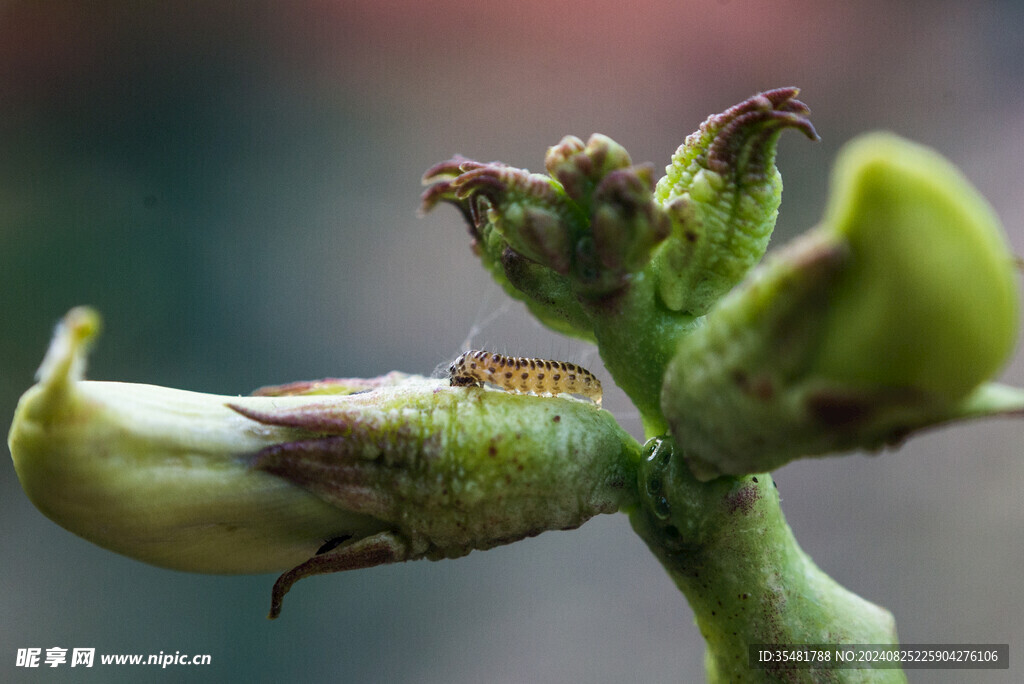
813 132 1019 398
9 308 639 617
661 134 1022 480
9 307 377 577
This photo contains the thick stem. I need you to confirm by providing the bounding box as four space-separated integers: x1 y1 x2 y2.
629 437 905 683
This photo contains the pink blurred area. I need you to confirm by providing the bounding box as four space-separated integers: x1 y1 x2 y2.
5 2 1009 136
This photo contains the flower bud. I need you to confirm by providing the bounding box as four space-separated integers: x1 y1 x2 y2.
812 132 1019 399
8 307 384 576
9 308 638 617
661 134 1021 480
544 133 634 208
590 165 670 274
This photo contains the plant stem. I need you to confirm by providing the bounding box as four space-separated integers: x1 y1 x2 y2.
629 437 905 683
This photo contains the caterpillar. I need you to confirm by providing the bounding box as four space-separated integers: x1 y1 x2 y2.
448 350 602 406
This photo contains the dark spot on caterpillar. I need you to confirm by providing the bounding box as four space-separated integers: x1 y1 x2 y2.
448 350 602 406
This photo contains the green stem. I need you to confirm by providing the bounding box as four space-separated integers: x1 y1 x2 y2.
583 272 693 435
629 437 905 683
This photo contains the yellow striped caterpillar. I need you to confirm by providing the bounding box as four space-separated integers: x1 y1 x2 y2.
448 350 602 406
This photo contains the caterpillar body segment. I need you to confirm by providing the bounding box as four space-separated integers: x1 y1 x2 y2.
448 350 602 406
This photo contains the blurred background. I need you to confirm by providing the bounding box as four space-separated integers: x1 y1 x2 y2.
2 1 1023 681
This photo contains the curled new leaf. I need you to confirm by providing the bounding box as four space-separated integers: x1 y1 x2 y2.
422 158 595 340
652 87 819 316
423 136 671 302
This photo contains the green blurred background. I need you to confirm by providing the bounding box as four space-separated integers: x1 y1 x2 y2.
3 1 1023 681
